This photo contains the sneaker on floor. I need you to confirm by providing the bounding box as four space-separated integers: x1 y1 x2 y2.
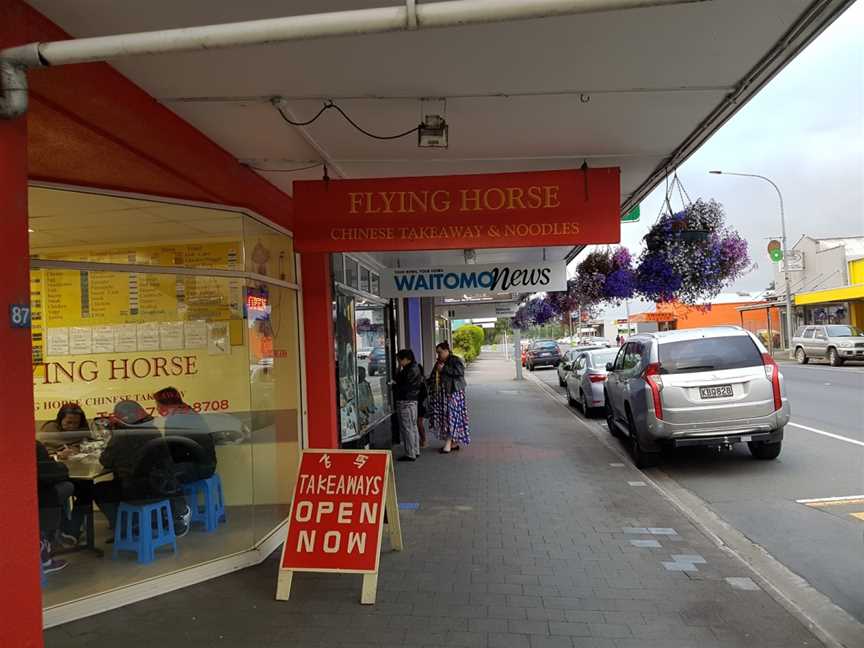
58 532 81 548
40 538 52 565
43 558 68 574
174 504 192 538
174 520 190 538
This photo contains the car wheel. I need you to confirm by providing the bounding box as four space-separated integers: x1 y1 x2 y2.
748 439 782 460
368 368 376 376
580 390 591 417
605 399 622 439
828 348 844 366
566 384 577 407
528 363 535 372
627 409 660 468
795 347 808 364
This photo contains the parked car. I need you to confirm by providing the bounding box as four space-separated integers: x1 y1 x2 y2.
367 346 387 376
557 345 605 385
604 327 789 468
525 339 562 371
792 324 864 366
565 347 620 415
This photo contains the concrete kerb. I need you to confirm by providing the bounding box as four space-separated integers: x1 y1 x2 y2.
525 370 864 648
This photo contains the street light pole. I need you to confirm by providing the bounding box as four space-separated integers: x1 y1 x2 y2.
709 170 795 355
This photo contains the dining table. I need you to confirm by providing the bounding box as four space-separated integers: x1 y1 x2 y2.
57 453 111 557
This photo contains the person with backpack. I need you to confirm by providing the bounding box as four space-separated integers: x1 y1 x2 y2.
94 400 190 538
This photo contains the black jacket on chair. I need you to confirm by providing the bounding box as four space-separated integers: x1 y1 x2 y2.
394 361 424 402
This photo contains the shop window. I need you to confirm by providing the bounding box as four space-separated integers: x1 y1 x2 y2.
29 187 243 269
28 187 301 610
243 215 296 283
331 253 344 285
335 293 359 442
355 299 393 433
360 267 371 294
333 291 394 444
370 272 380 296
345 257 359 289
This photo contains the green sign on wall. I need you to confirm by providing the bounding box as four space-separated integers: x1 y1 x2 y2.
622 205 640 223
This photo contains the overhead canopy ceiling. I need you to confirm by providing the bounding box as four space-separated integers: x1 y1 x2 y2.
24 0 853 268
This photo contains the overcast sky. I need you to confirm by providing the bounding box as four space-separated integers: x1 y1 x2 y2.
595 1 863 318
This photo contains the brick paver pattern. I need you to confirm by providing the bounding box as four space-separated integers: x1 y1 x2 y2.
46 354 824 648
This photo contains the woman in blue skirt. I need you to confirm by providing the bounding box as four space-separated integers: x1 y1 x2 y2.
428 341 471 453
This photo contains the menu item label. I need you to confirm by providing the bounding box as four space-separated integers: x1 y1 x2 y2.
92 326 116 353
159 322 185 350
137 322 160 351
114 324 139 352
45 327 69 357
69 327 93 355
184 320 207 349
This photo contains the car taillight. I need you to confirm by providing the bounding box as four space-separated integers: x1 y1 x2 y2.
762 353 782 411
642 362 664 420
588 374 607 383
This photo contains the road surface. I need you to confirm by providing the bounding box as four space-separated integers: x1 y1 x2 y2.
530 357 864 624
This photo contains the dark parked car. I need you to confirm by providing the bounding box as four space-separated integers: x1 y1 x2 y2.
367 346 387 376
525 340 562 371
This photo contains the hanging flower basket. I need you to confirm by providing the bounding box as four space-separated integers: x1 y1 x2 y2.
679 229 710 244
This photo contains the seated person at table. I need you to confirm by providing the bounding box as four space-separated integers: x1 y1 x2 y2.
36 441 71 573
95 400 190 538
38 403 91 451
154 387 217 484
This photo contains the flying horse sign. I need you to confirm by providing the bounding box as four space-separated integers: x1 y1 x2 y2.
293 168 620 252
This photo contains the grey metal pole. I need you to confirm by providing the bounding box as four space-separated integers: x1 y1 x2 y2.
710 171 795 356
514 327 523 380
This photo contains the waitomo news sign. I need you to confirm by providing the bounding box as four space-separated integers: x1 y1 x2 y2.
379 262 567 299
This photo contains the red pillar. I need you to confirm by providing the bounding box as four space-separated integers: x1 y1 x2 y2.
300 253 338 448
0 9 44 645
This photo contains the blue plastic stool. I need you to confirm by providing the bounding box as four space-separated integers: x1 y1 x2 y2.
183 474 226 533
112 500 177 564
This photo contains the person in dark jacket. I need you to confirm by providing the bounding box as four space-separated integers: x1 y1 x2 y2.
38 402 91 451
394 349 424 461
94 400 189 537
36 441 72 573
154 387 217 484
428 341 471 454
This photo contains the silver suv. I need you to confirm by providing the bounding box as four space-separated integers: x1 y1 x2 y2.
604 327 790 468
792 324 864 366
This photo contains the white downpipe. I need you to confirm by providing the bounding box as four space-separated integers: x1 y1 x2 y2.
1 0 707 68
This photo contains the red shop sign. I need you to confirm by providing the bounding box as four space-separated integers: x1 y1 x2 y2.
293 168 620 253
276 449 402 604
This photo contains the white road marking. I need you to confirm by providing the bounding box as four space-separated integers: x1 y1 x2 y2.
796 494 864 504
788 422 864 448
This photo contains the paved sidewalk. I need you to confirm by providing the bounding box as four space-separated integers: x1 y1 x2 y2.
46 353 825 648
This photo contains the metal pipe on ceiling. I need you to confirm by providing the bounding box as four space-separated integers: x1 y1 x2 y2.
1 0 707 68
